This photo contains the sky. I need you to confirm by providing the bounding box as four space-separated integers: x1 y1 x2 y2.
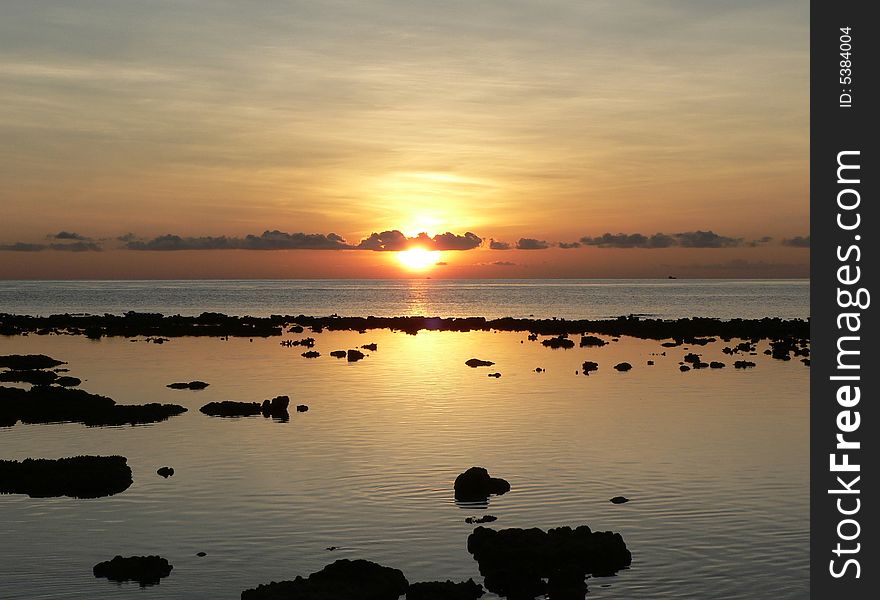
0 0 809 279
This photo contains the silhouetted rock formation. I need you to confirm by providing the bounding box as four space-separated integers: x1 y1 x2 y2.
683 353 701 364
330 350 347 358
0 369 58 385
55 375 82 387
465 515 497 524
93 555 173 586
467 525 631 600
196 551 207 557
296 404 309 412
261 395 290 418
200 396 291 420
166 381 209 390
347 349 366 362
579 335 608 348
454 467 510 501
361 343 378 351
0 455 133 498
613 362 632 372
541 335 574 349
302 351 321 358
610 496 629 504
734 360 757 369
487 373 501 378
680 365 691 372
0 313 810 343
157 466 174 478
200 401 263 418
407 579 484 600
0 354 65 370
581 361 599 375
465 359 494 368
241 559 408 600
0 385 186 427
709 361 726 369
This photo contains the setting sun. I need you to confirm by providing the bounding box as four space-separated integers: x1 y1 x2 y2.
396 248 441 271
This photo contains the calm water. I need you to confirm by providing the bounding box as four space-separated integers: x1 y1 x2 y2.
0 279 809 320
0 325 808 599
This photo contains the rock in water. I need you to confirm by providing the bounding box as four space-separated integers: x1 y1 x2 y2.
613 362 632 372
0 456 133 498
347 349 366 362
166 381 209 390
610 496 629 504
93 555 172 586
467 525 632 599
241 559 408 600
465 358 494 368
0 354 66 370
157 466 174 478
581 361 599 375
407 579 485 600
454 467 510 501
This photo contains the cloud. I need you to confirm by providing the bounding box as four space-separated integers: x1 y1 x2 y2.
493 261 516 266
0 241 102 252
580 233 676 248
557 241 581 249
489 239 511 250
515 238 550 250
117 233 139 242
782 235 810 248
51 231 90 241
127 230 353 250
356 230 481 251
580 231 741 248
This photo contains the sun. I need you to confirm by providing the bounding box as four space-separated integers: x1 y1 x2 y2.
396 247 441 271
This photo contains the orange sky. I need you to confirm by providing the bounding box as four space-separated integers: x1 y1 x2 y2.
0 1 808 279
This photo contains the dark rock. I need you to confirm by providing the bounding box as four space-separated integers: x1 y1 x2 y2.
93 555 172 587
347 349 366 362
361 343 378 351
200 401 263 418
610 496 629 504
579 335 608 348
0 369 58 385
0 354 65 370
534 367 544 373
0 455 132 498
465 515 497 524
679 365 691 372
407 579 484 600
709 361 725 369
802 358 811 366
541 335 575 349
241 559 408 600
454 467 510 501
683 353 701 364
613 362 632 372
581 361 598 375
296 404 309 412
487 373 501 378
157 466 174 478
261 395 290 418
0 385 186 427
734 360 757 369
692 361 709 369
289 325 304 333
467 525 631 599
302 351 321 358
166 380 209 390
465 358 494 368
330 350 347 359
196 552 207 557
647 360 654 365
54 375 82 387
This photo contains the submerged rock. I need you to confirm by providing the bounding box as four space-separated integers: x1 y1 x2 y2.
301 351 321 358
579 335 608 348
487 373 501 378
361 343 378 351
0 385 186 427
465 515 498 524
709 361 726 369
407 579 484 600
93 555 173 587
734 360 757 369
467 525 632 599
541 335 575 349
0 455 133 498
166 381 209 390
465 358 494 368
241 559 408 600
610 496 629 504
200 401 262 418
0 354 66 370
54 375 82 387
454 467 510 501
330 350 347 359
613 362 632 372
347 349 366 362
